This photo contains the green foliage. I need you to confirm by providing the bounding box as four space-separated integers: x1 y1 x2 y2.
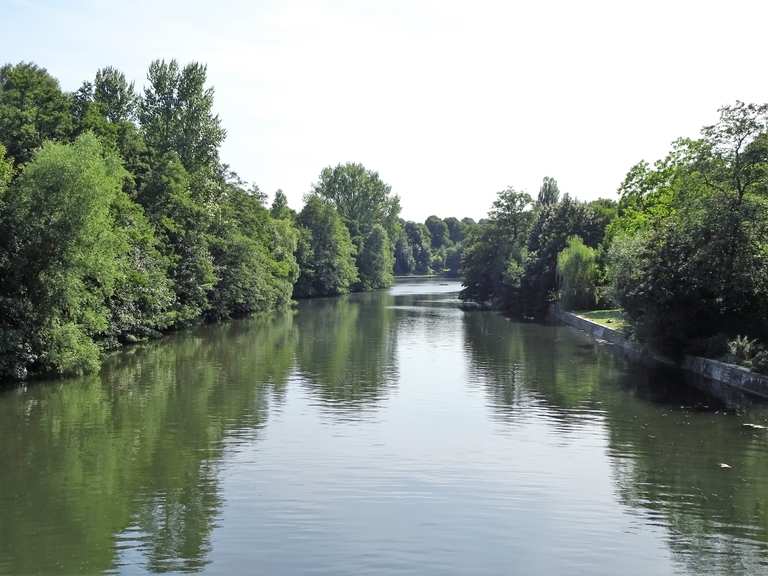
425 215 449 249
0 60 310 381
537 176 560 206
0 62 72 164
270 189 293 220
557 236 598 310
460 187 532 307
521 194 595 317
0 134 136 377
445 245 462 277
444 217 464 243
312 162 400 240
405 221 432 274
312 162 400 288
294 196 358 297
207 184 299 320
393 226 416 275
356 224 394 290
460 179 616 317
607 102 768 353
139 59 226 177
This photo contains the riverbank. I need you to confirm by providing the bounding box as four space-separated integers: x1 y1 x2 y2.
555 308 768 401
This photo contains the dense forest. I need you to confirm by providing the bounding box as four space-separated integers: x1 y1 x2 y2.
0 60 473 381
460 102 768 371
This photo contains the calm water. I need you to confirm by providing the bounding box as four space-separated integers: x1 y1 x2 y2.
1 278 768 575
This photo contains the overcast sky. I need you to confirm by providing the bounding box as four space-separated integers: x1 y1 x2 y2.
3 0 767 220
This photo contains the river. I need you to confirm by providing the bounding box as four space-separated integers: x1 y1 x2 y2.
0 278 767 575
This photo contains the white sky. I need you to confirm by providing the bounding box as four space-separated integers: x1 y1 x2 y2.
3 0 767 221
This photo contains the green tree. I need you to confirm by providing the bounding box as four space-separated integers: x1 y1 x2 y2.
608 102 768 351
0 62 72 164
460 187 532 307
270 189 293 220
557 236 598 310
521 194 592 317
444 216 464 243
94 66 138 123
207 183 299 319
393 226 415 275
425 215 449 249
137 152 216 324
312 162 400 289
294 196 358 297
356 224 394 290
0 134 132 378
312 162 400 240
405 221 432 274
537 176 560 205
139 60 226 178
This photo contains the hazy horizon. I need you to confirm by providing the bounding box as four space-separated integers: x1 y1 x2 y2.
3 0 767 221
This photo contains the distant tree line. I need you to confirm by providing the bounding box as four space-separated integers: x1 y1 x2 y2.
0 61 476 381
460 101 768 368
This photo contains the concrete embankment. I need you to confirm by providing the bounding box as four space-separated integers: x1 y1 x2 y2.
555 309 768 401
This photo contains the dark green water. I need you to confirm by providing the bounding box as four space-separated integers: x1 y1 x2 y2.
1 279 767 575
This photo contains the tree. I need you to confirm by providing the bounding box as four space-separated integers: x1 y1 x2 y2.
393 226 415 275
137 152 216 324
0 62 72 164
521 195 594 317
608 101 768 352
94 66 138 123
312 162 400 288
207 182 299 319
444 216 464 243
537 176 560 205
460 187 532 307
425 215 449 249
312 162 400 240
557 236 597 310
405 221 432 274
293 196 358 297
356 224 394 290
139 60 226 177
0 134 136 378
270 189 293 220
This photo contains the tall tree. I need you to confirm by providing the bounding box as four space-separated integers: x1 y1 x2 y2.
94 66 138 123
313 162 400 288
356 224 394 290
425 215 449 249
312 162 400 240
0 62 72 164
537 176 560 206
293 196 358 297
139 60 226 177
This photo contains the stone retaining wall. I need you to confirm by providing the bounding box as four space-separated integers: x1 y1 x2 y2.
555 309 768 401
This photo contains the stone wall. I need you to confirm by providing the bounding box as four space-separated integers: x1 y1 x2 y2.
555 309 768 401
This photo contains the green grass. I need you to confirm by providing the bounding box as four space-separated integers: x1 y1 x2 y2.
575 309 628 332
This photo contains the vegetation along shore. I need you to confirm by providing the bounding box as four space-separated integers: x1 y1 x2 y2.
1 59 766 385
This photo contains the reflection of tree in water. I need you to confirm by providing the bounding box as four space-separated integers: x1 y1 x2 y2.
462 311 609 429
463 310 768 574
0 312 297 574
603 389 768 575
294 292 397 412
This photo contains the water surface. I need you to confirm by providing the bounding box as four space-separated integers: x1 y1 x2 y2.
1 279 767 575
